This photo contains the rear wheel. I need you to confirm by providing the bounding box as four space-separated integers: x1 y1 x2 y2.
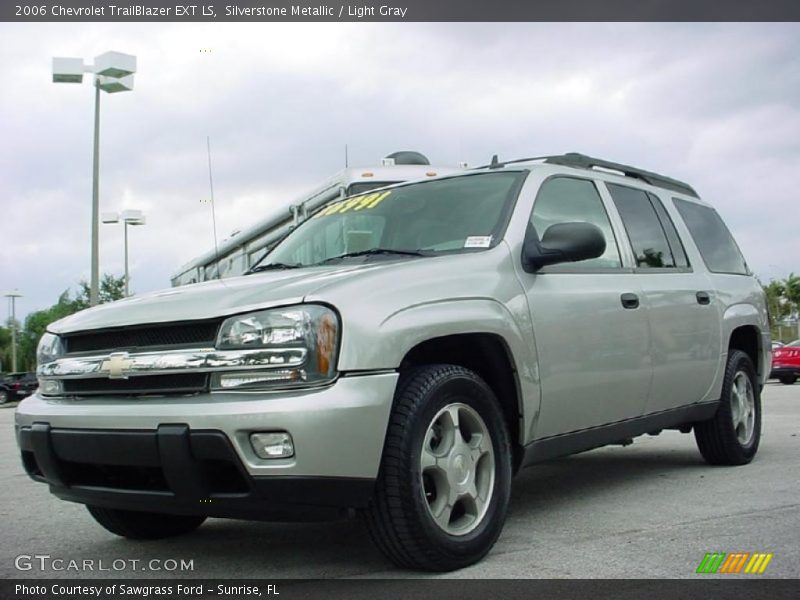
365 365 512 571
778 375 797 385
695 350 761 465
87 506 206 540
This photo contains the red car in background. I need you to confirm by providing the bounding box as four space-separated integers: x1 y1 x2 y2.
771 340 800 385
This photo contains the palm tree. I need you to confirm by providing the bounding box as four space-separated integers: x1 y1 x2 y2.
779 273 800 342
784 273 800 313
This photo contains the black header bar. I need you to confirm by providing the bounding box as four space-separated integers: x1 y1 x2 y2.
4 0 800 22
3 579 799 600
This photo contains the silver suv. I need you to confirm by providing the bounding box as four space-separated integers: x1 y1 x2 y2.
16 153 770 571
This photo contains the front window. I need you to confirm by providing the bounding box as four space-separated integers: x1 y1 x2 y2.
257 172 525 268
530 176 622 269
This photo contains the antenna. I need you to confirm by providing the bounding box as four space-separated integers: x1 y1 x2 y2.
345 144 349 168
206 136 221 280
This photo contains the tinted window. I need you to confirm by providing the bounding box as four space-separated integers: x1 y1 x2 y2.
264 172 523 268
248 247 269 268
649 193 689 268
347 181 399 196
674 199 748 274
608 184 676 268
531 177 621 268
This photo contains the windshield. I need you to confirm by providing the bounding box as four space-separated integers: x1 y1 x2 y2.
259 172 525 268
346 181 399 196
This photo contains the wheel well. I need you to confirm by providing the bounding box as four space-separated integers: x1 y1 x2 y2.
729 325 760 376
399 333 523 470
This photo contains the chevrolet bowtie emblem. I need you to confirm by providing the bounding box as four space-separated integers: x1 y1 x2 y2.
100 352 134 379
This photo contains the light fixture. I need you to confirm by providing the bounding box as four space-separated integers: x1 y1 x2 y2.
250 432 295 459
52 51 137 306
102 209 146 296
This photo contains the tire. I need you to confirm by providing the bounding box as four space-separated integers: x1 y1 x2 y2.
365 364 513 571
694 350 761 465
0 390 8 405
778 376 797 385
87 506 206 540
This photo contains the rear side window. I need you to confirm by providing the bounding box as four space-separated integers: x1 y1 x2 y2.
673 199 748 275
607 183 683 269
649 194 689 268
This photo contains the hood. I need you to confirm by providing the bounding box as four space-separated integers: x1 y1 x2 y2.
49 263 392 334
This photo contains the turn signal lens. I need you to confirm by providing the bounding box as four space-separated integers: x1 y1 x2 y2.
217 370 305 389
40 379 62 396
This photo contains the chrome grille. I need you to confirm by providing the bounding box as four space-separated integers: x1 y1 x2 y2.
54 319 222 396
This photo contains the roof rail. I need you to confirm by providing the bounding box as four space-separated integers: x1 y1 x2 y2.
478 152 698 198
543 153 698 197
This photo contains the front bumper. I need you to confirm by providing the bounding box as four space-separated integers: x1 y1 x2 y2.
14 373 398 518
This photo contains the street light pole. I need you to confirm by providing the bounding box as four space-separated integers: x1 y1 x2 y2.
91 79 101 306
102 209 146 297
53 51 137 307
124 218 129 297
4 291 22 373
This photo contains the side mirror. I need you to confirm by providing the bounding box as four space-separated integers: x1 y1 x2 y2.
521 222 606 272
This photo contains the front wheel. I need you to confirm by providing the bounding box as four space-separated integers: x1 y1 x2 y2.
694 349 761 465
87 506 206 540
365 365 513 571
778 375 797 385
0 390 8 405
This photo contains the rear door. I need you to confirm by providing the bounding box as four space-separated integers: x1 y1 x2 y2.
604 183 720 413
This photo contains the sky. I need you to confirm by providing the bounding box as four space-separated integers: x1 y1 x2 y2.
1 22 799 322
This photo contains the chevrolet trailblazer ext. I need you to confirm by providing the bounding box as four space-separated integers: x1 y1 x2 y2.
17 153 770 571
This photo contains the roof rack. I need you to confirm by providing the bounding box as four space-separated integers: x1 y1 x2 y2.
481 152 698 198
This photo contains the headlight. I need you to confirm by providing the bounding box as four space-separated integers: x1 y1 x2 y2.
213 304 339 390
37 332 64 366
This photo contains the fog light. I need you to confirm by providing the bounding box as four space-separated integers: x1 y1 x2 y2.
250 432 294 459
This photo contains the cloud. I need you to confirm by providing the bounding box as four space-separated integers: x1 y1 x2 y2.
1 22 799 319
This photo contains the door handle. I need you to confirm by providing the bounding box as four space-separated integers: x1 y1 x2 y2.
696 291 711 305
621 293 639 309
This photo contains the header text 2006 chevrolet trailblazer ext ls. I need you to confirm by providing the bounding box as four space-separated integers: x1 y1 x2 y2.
16 153 769 571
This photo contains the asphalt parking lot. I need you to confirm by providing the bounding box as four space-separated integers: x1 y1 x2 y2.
1 382 798 580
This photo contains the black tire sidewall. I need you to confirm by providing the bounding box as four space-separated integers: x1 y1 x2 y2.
720 351 761 460
406 371 512 562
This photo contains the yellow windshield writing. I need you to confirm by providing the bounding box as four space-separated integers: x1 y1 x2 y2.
315 191 392 217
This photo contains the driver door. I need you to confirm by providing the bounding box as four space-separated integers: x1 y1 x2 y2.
518 176 652 438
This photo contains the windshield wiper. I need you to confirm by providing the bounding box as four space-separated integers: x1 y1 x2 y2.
246 262 303 274
314 248 431 265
